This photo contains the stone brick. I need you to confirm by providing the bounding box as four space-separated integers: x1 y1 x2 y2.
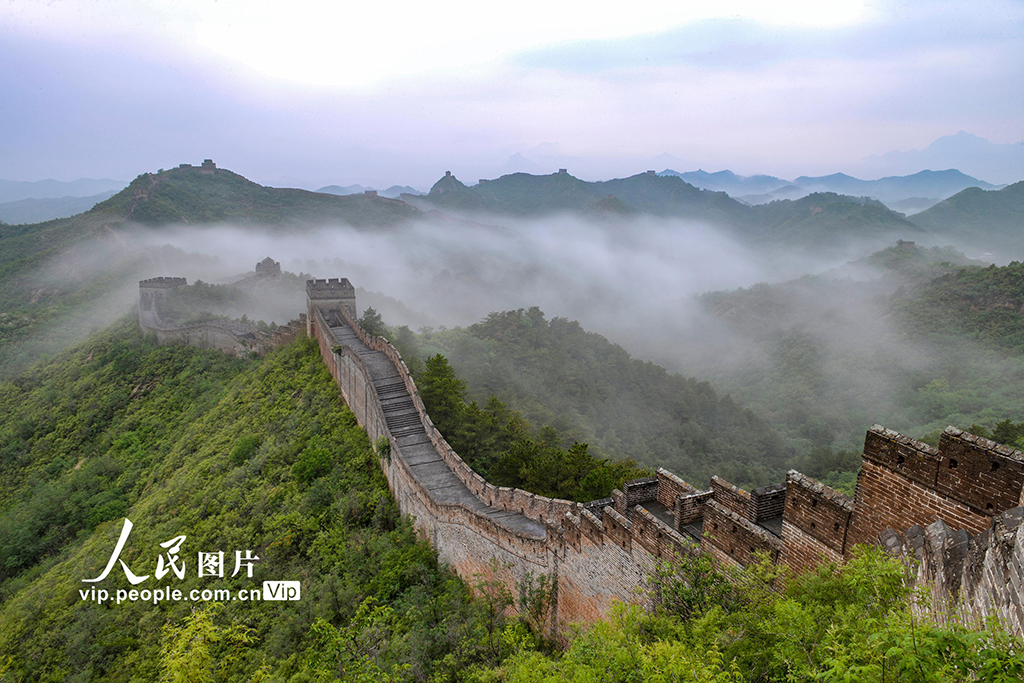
711 476 752 521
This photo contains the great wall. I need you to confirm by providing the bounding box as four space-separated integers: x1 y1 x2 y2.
138 258 306 356
139 273 1024 636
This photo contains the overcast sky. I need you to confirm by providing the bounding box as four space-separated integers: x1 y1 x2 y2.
1 0 1022 188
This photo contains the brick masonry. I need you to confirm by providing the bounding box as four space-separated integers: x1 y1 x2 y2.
305 293 1024 637
141 274 1024 637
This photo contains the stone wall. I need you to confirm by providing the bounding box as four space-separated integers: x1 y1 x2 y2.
847 427 1001 548
138 277 306 357
143 272 1024 636
701 500 783 568
778 472 853 572
880 508 1024 636
303 295 1024 636
306 302 670 627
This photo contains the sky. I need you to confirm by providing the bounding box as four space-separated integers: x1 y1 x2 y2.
1 0 1022 188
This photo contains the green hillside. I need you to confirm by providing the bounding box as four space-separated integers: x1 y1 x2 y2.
692 244 1024 469
749 193 923 244
0 321 516 681
99 164 421 227
909 181 1024 246
407 307 792 489
896 260 1024 351
413 170 921 247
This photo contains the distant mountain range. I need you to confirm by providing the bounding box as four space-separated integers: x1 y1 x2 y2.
3 162 1022 274
854 131 1024 186
0 177 126 203
317 184 423 199
0 191 118 225
659 169 790 196
406 169 923 249
659 168 998 212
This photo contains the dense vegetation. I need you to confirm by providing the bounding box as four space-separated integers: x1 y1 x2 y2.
418 353 649 501
0 321 541 681
100 165 419 227
689 243 1024 473
487 548 1024 682
392 307 791 490
361 308 650 501
896 260 1024 351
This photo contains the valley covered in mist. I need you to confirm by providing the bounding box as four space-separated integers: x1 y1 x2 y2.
3 163 1024 492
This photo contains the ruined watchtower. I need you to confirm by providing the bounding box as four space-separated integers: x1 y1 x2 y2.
138 277 187 323
255 256 281 278
306 278 356 333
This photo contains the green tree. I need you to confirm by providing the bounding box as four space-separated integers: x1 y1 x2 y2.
420 354 467 431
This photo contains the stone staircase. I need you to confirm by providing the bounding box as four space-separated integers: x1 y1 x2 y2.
324 312 547 539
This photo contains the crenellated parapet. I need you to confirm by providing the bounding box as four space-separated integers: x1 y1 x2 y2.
138 275 305 356
269 275 1024 635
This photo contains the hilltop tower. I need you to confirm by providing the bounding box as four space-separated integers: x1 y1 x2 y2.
255 256 281 277
138 277 187 324
306 278 357 333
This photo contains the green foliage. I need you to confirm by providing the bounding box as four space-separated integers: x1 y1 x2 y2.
418 308 785 490
159 604 262 683
291 435 333 483
358 307 388 338
230 434 261 464
487 548 1024 682
896 260 1024 352
417 352 648 501
0 325 520 681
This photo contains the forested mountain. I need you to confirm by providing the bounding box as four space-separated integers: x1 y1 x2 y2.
744 192 922 245
689 244 1024 474
404 307 792 489
98 164 421 227
909 181 1024 247
411 169 924 248
0 321 517 680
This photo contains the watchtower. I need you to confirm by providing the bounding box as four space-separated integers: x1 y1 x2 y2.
139 277 187 310
306 278 357 331
138 277 187 327
255 256 281 277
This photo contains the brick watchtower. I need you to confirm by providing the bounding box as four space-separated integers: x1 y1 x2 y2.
138 277 187 325
306 278 357 333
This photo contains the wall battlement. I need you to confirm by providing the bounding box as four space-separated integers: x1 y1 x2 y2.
139 277 188 288
306 277 355 297
136 270 1024 635
301 280 1024 634
138 276 305 356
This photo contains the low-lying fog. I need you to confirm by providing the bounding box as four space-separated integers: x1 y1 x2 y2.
25 211 1018 452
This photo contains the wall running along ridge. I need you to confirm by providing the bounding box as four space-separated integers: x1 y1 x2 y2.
139 276 1024 635
138 277 305 355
